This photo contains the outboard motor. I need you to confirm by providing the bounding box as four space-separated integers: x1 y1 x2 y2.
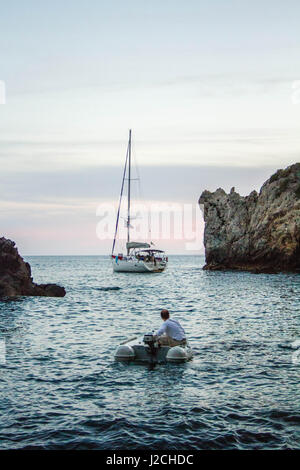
143 332 156 346
143 332 158 360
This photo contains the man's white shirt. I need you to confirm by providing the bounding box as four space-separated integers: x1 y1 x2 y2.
156 318 186 341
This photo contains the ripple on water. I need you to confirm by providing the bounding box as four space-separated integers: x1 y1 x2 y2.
0 255 299 449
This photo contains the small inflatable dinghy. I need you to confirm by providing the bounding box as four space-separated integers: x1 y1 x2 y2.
115 332 193 364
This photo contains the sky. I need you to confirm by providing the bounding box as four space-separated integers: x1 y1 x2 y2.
0 0 300 254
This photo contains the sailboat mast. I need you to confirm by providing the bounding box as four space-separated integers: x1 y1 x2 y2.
127 129 132 254
111 132 130 256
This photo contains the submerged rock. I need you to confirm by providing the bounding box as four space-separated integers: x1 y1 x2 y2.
199 163 300 273
0 237 66 298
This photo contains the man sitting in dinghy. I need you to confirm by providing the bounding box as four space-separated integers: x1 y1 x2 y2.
155 310 186 347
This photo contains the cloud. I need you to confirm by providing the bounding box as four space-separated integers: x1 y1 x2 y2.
0 164 289 205
1 126 299 172
2 163 290 254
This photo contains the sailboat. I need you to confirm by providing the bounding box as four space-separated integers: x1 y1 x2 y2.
111 130 168 273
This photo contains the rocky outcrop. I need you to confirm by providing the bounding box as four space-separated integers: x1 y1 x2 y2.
0 237 66 297
199 163 300 273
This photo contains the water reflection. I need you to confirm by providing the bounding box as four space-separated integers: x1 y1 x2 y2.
0 255 299 449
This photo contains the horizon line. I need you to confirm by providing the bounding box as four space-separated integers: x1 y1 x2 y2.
23 253 205 257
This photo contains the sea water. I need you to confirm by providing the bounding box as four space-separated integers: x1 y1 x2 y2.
0 255 299 449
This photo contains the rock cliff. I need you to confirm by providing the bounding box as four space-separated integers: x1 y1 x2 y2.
0 237 66 297
199 163 300 273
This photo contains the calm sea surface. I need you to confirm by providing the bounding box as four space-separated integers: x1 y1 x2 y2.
0 255 299 450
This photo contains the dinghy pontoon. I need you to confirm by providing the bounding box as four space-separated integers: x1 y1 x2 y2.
115 332 193 364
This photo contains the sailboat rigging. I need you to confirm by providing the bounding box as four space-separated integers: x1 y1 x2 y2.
111 130 168 273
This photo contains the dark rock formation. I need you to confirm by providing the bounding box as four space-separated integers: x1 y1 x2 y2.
199 163 300 273
0 237 66 297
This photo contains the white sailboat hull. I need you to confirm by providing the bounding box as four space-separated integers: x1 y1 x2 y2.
112 257 167 273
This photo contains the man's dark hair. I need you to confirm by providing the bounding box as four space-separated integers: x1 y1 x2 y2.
161 309 170 320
